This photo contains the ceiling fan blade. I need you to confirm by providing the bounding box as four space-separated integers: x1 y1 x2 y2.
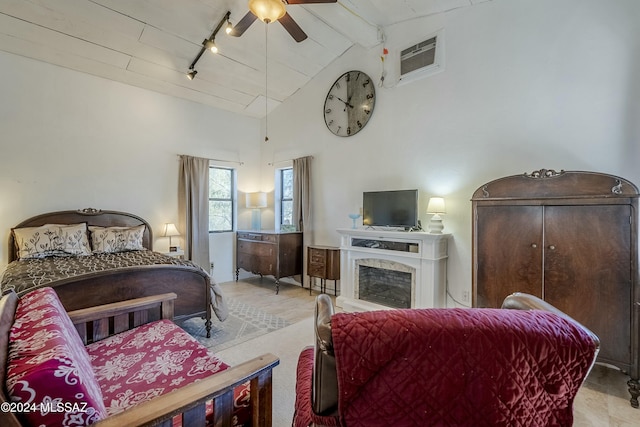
285 0 337 4
230 11 257 37
278 12 307 42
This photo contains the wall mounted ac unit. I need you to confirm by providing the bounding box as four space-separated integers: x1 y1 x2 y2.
398 31 444 85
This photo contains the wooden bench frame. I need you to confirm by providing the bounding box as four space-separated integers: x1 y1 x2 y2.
0 291 279 427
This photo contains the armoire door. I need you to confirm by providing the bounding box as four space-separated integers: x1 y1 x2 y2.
544 204 632 366
475 205 544 308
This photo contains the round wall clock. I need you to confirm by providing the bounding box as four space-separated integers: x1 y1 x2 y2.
323 70 376 137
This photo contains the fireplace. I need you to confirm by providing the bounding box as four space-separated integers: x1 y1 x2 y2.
336 228 448 312
356 260 414 309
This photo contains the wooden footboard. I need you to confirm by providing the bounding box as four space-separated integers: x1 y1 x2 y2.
51 265 213 335
52 265 211 318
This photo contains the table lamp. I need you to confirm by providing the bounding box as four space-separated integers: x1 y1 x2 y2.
162 223 181 251
246 192 267 230
426 197 446 234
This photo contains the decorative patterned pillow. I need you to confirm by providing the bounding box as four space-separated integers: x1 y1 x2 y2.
6 287 107 426
89 225 145 253
13 223 92 259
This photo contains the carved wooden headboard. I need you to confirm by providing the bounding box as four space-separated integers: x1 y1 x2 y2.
8 208 153 263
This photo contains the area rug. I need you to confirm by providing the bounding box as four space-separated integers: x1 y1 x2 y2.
177 298 291 352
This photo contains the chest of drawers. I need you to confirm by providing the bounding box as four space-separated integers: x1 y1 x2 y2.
235 231 303 294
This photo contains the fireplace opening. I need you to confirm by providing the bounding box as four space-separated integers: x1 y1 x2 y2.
358 265 412 309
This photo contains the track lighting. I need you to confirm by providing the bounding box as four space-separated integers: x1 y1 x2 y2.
203 38 217 53
186 11 230 80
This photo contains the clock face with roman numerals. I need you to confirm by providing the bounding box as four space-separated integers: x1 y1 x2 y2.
323 70 376 137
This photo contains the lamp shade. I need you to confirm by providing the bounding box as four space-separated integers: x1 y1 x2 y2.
246 192 268 208
249 0 286 23
427 197 446 214
162 223 180 237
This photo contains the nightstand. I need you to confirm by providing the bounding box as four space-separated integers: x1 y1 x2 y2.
307 245 340 295
163 249 185 259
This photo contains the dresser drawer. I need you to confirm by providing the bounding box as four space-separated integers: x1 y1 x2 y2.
238 240 274 257
308 263 326 278
309 247 327 263
261 234 278 243
237 232 264 241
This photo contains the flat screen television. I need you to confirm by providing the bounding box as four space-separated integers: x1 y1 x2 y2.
362 189 419 229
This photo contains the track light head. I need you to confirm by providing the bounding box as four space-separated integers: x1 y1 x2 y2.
203 38 218 53
186 69 198 80
225 19 233 34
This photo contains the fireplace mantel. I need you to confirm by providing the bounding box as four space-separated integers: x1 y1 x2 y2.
336 228 449 312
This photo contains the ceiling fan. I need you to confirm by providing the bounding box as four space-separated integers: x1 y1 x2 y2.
230 0 337 42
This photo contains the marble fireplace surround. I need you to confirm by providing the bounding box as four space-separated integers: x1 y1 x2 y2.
336 228 449 312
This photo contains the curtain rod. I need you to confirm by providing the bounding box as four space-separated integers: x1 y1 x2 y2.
178 155 244 166
210 158 244 165
268 155 313 166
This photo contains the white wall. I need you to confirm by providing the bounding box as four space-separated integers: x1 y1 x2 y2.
0 51 261 283
260 0 640 306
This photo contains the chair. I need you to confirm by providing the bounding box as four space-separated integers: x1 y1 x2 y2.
293 293 599 427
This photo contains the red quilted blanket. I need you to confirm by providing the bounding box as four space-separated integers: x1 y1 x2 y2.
331 308 597 427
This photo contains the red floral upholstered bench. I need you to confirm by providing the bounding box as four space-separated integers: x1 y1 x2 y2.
0 287 279 427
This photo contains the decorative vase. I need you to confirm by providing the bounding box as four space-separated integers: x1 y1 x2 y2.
348 213 361 229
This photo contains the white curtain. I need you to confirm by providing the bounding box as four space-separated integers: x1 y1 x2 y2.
178 155 210 270
293 156 312 287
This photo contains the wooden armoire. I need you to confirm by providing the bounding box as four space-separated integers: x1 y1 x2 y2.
472 169 639 408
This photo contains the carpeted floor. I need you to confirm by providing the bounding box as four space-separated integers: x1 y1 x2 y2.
177 297 291 352
216 317 314 427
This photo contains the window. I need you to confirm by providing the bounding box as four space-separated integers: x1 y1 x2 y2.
280 168 294 230
209 166 235 232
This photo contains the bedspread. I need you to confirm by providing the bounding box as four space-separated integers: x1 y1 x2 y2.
0 249 228 321
330 308 598 427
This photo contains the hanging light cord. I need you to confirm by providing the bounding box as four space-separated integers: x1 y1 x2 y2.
264 22 269 143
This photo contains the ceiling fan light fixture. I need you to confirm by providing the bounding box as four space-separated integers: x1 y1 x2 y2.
249 0 286 24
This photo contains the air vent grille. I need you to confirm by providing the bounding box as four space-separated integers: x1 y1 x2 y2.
400 37 437 77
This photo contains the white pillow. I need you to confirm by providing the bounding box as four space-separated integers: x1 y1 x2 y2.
13 223 91 259
89 225 145 253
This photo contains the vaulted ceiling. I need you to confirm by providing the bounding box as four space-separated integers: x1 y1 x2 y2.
0 0 490 117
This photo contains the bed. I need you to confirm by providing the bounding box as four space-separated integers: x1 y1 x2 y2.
1 208 226 337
